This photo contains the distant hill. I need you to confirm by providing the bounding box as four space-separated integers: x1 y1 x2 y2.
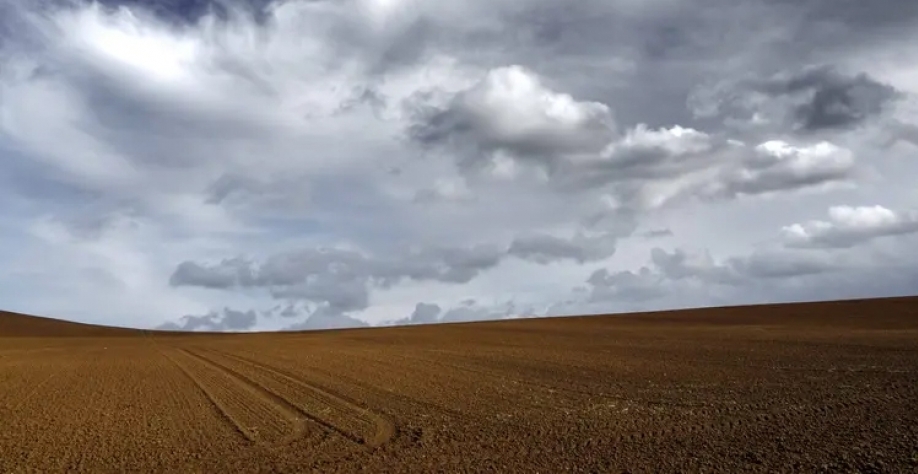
0 310 142 337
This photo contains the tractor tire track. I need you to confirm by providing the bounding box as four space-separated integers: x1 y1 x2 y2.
203 348 396 448
183 348 367 446
160 348 256 443
177 348 310 446
161 347 307 446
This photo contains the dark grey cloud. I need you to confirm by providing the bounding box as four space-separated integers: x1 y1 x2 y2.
650 248 740 284
641 228 673 239
727 251 837 279
205 173 266 205
270 275 370 314
170 248 381 323
574 239 869 317
574 243 918 318
690 65 902 133
170 257 254 289
774 0 918 38
406 302 441 324
756 263 918 305
786 68 900 132
157 307 257 332
93 0 274 26
335 85 389 117
171 231 632 292
169 232 627 326
440 299 515 324
386 302 441 326
586 267 667 303
568 135 856 209
644 246 839 287
278 303 303 318
282 306 369 331
381 299 519 326
507 232 618 265
382 245 506 284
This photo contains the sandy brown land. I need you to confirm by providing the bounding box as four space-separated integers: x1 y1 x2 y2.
1 297 917 473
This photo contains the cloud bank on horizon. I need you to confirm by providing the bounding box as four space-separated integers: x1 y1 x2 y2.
1 0 917 331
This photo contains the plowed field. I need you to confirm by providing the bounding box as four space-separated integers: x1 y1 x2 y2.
2 297 918 472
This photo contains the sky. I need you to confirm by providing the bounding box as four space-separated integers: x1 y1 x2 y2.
1 0 917 331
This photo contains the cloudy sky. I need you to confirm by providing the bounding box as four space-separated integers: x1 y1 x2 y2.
1 0 917 331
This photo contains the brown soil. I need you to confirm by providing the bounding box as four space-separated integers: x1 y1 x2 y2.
2 296 917 473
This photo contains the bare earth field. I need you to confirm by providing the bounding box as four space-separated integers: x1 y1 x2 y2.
1 297 918 473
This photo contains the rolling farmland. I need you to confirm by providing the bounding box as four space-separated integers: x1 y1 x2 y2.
2 297 918 472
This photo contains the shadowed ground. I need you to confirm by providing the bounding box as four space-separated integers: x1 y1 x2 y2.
1 297 917 472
